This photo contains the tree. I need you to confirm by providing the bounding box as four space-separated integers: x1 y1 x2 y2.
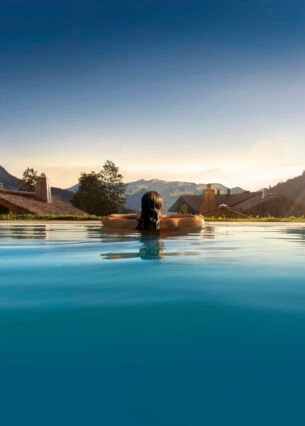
71 161 126 216
19 167 37 192
71 172 104 215
99 160 126 214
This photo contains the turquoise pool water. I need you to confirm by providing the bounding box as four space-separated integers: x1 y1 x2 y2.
1 222 305 425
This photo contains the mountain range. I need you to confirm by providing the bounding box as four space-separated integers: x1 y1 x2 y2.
1 165 305 213
68 179 245 211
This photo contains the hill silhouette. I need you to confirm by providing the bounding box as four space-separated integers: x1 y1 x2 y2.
0 166 20 189
271 171 305 205
51 187 74 203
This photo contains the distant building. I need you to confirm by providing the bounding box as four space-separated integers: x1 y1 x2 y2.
0 174 89 216
169 186 305 218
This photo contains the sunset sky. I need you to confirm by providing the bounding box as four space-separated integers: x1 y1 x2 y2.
1 0 305 190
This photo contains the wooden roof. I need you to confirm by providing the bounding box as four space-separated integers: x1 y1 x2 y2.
233 193 279 211
169 190 305 218
0 190 89 216
168 191 261 213
216 192 261 208
169 195 202 213
204 205 249 218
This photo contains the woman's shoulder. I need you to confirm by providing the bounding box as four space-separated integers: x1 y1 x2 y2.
102 214 140 229
102 213 204 232
159 214 204 231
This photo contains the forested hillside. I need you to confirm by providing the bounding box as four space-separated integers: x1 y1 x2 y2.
272 171 305 205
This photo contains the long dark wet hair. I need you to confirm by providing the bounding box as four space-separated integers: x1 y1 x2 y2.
136 191 163 231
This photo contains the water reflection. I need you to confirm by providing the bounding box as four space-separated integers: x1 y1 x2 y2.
139 235 165 259
0 224 51 240
43 224 215 261
101 234 203 261
283 226 305 245
0 223 215 244
201 225 215 239
102 235 165 260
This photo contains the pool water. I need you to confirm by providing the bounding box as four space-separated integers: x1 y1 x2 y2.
0 222 305 425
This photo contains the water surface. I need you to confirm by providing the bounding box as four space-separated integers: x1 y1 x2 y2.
0 222 305 425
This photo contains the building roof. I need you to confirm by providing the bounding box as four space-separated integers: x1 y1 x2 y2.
169 191 261 213
0 190 89 216
216 191 261 208
205 205 249 218
169 189 305 218
233 193 280 212
169 195 202 213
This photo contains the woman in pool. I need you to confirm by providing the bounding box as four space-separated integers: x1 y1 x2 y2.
102 191 204 232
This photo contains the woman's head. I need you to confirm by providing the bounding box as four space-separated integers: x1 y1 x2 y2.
136 191 163 231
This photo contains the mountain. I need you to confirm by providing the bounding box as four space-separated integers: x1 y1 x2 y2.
0 166 20 190
231 186 245 193
271 171 305 205
67 183 79 193
125 179 245 212
51 187 74 203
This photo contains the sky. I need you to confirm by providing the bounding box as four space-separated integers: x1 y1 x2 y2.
1 0 305 190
